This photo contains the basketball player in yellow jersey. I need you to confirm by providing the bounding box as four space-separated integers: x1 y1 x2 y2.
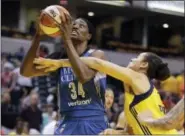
34 52 178 134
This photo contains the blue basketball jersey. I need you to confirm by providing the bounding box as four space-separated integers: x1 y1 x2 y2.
58 49 106 117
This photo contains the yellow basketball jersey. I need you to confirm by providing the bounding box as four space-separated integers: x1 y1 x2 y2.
124 83 178 135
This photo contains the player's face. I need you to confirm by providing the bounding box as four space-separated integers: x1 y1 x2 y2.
127 53 148 71
71 18 91 42
105 90 114 109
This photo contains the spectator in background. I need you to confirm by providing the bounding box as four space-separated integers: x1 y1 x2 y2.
160 75 179 94
105 88 114 110
111 103 120 126
168 34 184 53
21 91 42 132
22 122 30 135
42 103 55 129
105 88 114 126
176 70 184 97
21 89 35 110
1 62 14 91
42 112 58 135
39 45 49 58
1 92 19 134
1 53 9 72
8 118 24 135
29 21 36 36
15 47 25 61
118 93 124 111
9 59 32 107
162 92 176 112
12 59 32 87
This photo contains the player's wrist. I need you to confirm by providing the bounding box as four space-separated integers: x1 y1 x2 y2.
63 38 73 47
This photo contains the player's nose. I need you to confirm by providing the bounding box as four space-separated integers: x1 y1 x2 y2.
73 23 79 29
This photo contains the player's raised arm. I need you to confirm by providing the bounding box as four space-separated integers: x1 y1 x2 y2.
20 18 49 77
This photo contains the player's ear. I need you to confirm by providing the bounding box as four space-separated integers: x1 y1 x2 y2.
87 33 92 40
140 62 148 69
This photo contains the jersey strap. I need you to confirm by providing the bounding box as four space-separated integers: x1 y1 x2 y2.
83 49 95 57
129 81 154 109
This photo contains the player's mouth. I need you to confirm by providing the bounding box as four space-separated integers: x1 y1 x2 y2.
71 30 78 35
107 101 111 105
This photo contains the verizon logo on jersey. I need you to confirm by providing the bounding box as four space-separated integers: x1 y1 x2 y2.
68 98 92 107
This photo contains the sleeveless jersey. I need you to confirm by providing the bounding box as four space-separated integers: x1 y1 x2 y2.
124 82 178 135
58 49 106 117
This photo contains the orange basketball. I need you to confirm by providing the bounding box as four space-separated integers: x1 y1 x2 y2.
39 5 70 37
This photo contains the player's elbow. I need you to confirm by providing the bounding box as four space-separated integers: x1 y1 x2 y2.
77 73 91 84
75 65 95 84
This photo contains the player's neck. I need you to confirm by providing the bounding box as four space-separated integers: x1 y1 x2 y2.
74 41 88 55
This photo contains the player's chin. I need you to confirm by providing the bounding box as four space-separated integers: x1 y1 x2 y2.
71 35 79 39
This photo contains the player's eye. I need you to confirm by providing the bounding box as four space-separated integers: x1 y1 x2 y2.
80 24 84 28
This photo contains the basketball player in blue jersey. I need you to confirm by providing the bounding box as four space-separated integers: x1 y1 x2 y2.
20 14 108 134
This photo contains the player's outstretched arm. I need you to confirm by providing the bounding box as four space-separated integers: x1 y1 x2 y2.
138 98 184 130
79 57 134 84
34 57 135 85
20 18 49 77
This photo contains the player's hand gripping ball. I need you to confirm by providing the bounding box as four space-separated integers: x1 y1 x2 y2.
39 5 70 37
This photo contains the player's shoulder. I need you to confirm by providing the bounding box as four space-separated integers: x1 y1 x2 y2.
91 49 106 60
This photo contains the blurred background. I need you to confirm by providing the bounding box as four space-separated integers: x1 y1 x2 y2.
1 0 184 135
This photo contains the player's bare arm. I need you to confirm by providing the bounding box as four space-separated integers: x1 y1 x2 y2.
138 98 184 130
34 57 137 85
56 15 106 83
20 16 50 77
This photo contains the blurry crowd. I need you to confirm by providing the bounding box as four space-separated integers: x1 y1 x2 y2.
1 46 184 135
1 46 58 135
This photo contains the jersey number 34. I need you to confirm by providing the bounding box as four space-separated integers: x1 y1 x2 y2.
69 82 85 100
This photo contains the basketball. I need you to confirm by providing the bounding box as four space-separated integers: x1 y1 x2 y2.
39 5 70 37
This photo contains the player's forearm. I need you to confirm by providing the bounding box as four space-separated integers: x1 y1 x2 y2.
20 33 47 77
64 41 93 82
144 98 184 130
163 98 184 129
59 57 132 84
80 57 132 84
